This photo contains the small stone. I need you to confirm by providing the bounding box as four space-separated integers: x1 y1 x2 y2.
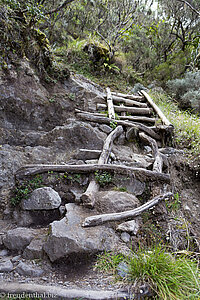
99 124 112 134
0 249 8 257
22 187 61 210
121 232 130 243
11 255 21 262
117 261 129 278
16 262 43 277
85 159 98 164
0 259 13 272
117 220 140 235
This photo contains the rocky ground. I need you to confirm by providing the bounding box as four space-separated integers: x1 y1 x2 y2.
0 59 199 299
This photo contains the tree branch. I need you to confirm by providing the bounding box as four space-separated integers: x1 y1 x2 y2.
176 0 200 15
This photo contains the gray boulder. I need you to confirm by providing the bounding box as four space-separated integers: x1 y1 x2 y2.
22 187 61 210
3 228 36 251
0 259 13 272
44 203 123 262
95 191 139 214
16 262 43 277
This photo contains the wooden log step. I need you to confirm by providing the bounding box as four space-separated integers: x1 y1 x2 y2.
75 111 161 140
112 95 147 108
112 92 144 101
16 163 170 183
82 192 173 227
97 103 153 115
119 115 156 123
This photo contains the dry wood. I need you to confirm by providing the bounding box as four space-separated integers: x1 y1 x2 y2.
141 90 173 127
76 112 161 140
139 132 169 173
97 103 152 115
119 115 156 123
112 95 147 108
106 87 115 119
81 126 123 208
120 104 126 117
82 192 173 227
16 163 170 183
111 92 144 101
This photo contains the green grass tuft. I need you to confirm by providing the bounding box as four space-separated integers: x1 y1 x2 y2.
96 245 200 299
150 91 200 163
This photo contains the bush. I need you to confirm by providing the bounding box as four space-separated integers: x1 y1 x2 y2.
96 246 200 299
167 71 200 113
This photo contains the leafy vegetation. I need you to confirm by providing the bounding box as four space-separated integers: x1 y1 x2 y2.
96 245 200 299
11 175 43 206
95 171 113 186
150 90 200 163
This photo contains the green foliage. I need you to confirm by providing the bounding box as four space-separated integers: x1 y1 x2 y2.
11 175 43 206
95 171 112 186
109 120 117 130
167 71 200 113
165 192 181 212
113 186 128 192
96 246 200 299
149 91 200 163
95 251 124 274
62 172 81 183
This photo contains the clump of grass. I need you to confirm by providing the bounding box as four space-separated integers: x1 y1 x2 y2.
150 91 200 163
95 251 124 274
96 246 200 299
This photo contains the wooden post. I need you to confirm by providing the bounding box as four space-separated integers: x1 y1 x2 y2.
106 87 115 119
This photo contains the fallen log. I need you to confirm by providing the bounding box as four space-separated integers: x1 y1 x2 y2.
119 115 156 123
112 95 147 108
81 126 123 208
76 112 161 140
106 87 115 119
16 164 170 183
140 90 173 127
82 192 173 227
97 103 152 115
111 92 144 101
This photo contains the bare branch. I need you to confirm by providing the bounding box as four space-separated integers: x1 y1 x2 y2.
176 0 200 15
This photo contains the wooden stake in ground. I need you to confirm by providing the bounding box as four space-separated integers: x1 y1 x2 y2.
139 132 167 173
80 125 123 208
82 192 173 227
106 87 115 119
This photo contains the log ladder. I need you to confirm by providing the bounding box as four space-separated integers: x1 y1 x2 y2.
16 88 173 227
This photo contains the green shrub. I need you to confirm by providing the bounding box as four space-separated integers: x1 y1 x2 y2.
95 171 112 186
167 71 200 113
149 91 200 163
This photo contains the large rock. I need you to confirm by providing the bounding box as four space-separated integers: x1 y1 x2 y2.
3 228 36 251
44 203 123 262
22 187 61 210
95 191 140 214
